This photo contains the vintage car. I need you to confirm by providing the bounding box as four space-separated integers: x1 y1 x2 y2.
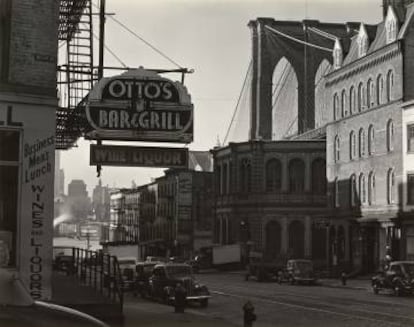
147 262 210 307
117 256 138 291
371 261 414 296
245 257 285 282
278 259 317 285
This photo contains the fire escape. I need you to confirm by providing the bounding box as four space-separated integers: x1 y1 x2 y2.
57 0 96 150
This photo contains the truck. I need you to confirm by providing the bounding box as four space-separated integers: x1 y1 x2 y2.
212 244 242 269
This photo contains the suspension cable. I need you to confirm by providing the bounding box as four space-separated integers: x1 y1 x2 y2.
265 25 333 53
223 60 253 145
308 27 337 41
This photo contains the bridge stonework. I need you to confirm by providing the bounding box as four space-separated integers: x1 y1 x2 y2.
248 18 357 140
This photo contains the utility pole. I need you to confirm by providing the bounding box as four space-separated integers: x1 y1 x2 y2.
97 0 106 177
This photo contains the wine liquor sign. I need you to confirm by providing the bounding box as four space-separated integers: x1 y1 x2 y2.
86 68 193 143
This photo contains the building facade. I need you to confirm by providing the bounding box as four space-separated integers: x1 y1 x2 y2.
325 1 414 273
0 0 59 300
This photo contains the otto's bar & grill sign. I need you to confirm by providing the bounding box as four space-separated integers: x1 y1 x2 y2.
90 144 189 168
86 68 193 143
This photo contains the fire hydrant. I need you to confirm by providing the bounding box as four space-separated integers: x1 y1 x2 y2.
243 301 257 327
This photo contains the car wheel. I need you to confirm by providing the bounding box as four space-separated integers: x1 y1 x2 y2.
372 283 379 294
200 299 208 308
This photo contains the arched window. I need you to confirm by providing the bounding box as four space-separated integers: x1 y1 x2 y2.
359 173 366 204
265 159 282 192
385 7 398 43
386 70 394 102
387 168 395 204
289 159 305 193
349 131 356 160
376 74 384 105
349 86 355 115
359 128 365 157
312 158 326 194
367 79 374 108
368 124 375 155
333 93 340 120
334 135 340 162
358 82 365 111
240 158 251 193
350 174 356 207
368 171 375 205
387 119 394 152
341 89 347 117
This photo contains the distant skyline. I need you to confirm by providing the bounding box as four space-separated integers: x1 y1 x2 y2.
60 0 382 194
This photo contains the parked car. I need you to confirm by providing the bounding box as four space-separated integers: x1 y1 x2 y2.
117 257 137 291
371 261 414 296
147 262 210 307
278 259 317 285
245 257 285 282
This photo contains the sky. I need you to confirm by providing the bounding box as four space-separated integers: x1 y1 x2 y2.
59 0 382 195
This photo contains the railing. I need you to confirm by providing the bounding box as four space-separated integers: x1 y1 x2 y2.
53 247 123 311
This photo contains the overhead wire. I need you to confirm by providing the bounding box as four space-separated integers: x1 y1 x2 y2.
223 60 253 145
91 1 183 69
91 31 127 68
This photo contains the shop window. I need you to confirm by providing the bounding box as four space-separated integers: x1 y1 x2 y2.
407 174 414 205
0 130 20 267
407 124 414 152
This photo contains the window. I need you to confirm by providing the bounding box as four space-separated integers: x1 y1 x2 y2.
341 89 347 117
350 174 356 207
0 130 20 267
385 6 398 44
312 158 326 194
368 125 375 155
408 174 414 205
358 82 365 111
334 135 340 162
349 86 356 115
408 124 414 152
377 74 384 105
387 168 395 204
333 93 340 120
0 0 11 81
367 79 374 108
349 131 356 160
359 128 365 157
288 159 305 193
387 119 394 152
368 171 375 205
265 159 282 192
359 173 366 204
387 70 394 102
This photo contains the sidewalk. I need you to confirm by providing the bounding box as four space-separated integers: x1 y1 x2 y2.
317 277 371 291
122 297 237 327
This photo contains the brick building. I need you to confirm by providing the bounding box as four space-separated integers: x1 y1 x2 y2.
325 1 414 273
0 0 59 300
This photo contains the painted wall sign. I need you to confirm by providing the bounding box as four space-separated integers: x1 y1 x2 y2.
90 144 189 168
86 68 193 143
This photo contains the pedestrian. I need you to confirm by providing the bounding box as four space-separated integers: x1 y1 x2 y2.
174 282 187 313
243 300 257 327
